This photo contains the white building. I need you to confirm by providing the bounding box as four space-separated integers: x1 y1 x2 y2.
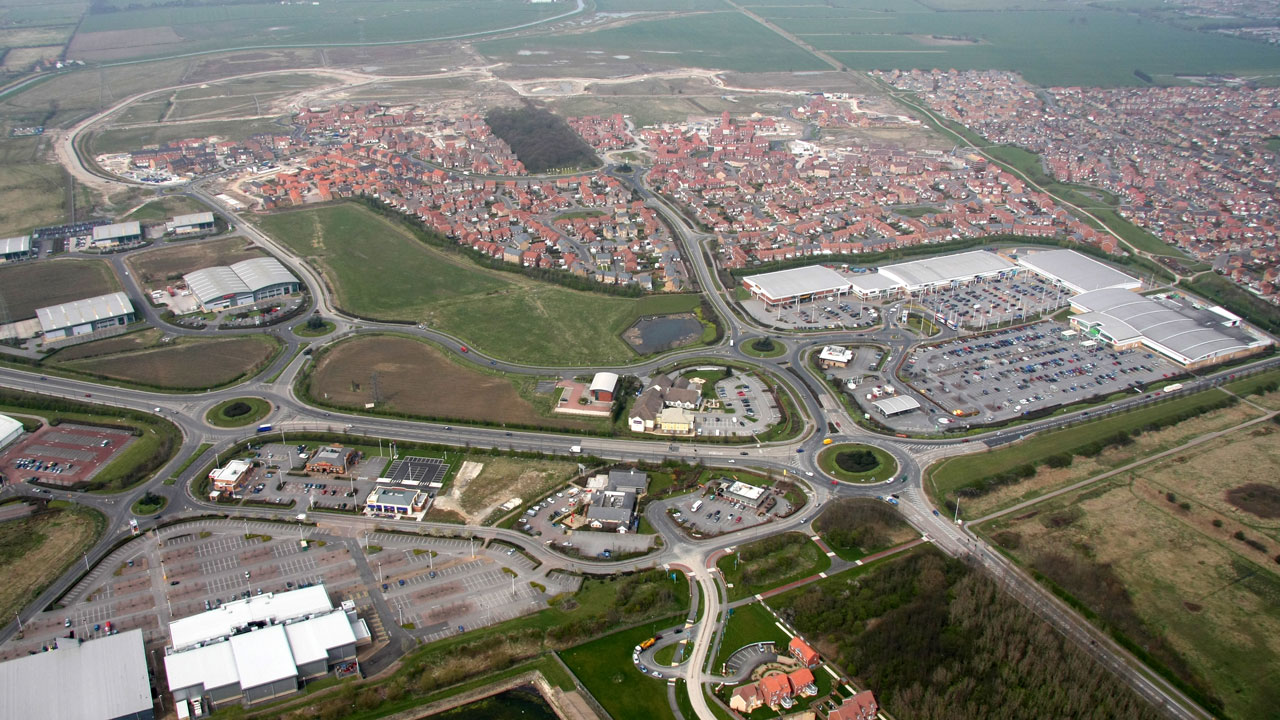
741 265 853 306
878 250 1016 292
184 257 300 311
0 414 21 451
36 291 136 341
871 395 921 417
818 345 853 368
167 212 216 235
363 486 428 519
1017 249 1141 294
164 585 370 715
0 628 152 720
0 235 32 262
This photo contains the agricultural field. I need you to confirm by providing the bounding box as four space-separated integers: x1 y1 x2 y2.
67 0 567 61
52 334 281 390
477 12 828 74
978 421 1280 720
748 0 1280 86
0 504 103 627
122 195 213 223
125 236 265 286
259 203 703 364
926 388 1251 519
305 334 600 431
0 164 74 238
0 258 119 321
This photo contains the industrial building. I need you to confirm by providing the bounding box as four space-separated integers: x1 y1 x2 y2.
741 265 853 306
0 414 22 451
184 257 300 311
36 291 136 341
166 212 216 235
0 235 32 262
0 628 153 720
1017 249 1142 294
164 585 370 715
92 221 142 246
1068 288 1271 368
878 250 1016 292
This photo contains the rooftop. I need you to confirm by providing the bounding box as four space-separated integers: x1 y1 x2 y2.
35 291 134 333
170 212 215 227
0 235 30 255
0 629 151 720
1017 249 1140 294
184 257 298 304
744 264 852 300
872 395 922 414
169 585 333 650
1070 289 1267 365
879 250 1014 289
92 221 140 241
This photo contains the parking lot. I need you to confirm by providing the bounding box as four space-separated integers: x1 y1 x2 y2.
517 486 656 557
694 373 779 438
741 295 881 331
0 424 135 489
898 320 1182 426
240 443 443 515
668 477 793 539
0 518 557 666
907 271 1070 331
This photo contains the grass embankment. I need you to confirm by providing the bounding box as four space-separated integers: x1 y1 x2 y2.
817 444 898 484
0 504 104 623
927 388 1246 518
977 421 1280 720
205 398 272 428
257 202 709 365
166 443 212 485
712 601 791 669
813 498 918 562
717 533 830 602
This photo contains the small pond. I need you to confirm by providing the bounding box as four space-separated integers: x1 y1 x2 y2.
623 312 703 354
428 686 557 720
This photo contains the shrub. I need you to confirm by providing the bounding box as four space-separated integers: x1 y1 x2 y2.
1045 453 1073 469
1234 531 1247 541
1179 502 1191 511
1166 492 1177 503
1212 519 1224 528
223 401 252 418
835 449 880 474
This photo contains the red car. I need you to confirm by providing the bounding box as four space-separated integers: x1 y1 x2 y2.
460 345 468 353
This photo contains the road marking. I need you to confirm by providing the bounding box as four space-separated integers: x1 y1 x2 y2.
854 559 863 566
809 535 821 542
818 572 827 578
825 551 836 558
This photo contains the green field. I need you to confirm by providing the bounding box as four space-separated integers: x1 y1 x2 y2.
717 532 830 601
478 12 827 73
89 118 291 155
259 203 704 365
0 258 119 321
205 397 272 428
123 195 212 222
712 601 791 669
561 619 684 720
758 3 1280 86
0 163 76 238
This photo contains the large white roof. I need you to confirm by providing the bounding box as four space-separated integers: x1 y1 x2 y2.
0 414 21 442
1070 289 1265 365
231 257 297 293
879 250 1014 289
872 396 922 415
92 221 140 241
1018 249 1140 294
285 611 356 666
0 629 152 720
230 624 297 688
184 257 297 304
848 272 901 293
169 585 333 650
744 265 852 301
165 640 239 693
0 235 30 255
590 371 619 394
36 291 134 333
170 212 215 227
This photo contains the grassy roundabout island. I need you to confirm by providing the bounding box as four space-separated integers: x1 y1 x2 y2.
818 443 899 483
293 317 336 337
131 491 167 516
206 398 272 428
740 336 786 358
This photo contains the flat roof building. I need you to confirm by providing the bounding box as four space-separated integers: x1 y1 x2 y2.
184 257 299 311
0 628 153 720
167 212 216 234
0 235 32 261
1069 288 1270 368
847 271 901 298
742 265 852 306
0 413 21 451
305 445 356 474
92 221 142 246
818 345 854 368
363 486 429 519
164 585 369 715
1017 249 1141 294
36 291 135 341
208 459 253 497
878 250 1016 292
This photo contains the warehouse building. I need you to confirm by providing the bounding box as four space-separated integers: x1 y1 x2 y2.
184 257 300 311
0 414 23 452
0 628 153 720
92 221 142 246
0 235 32 262
1069 288 1271 368
742 265 852 306
36 291 136 341
166 212 216 235
878 250 1016 292
164 585 370 715
1017 249 1142 294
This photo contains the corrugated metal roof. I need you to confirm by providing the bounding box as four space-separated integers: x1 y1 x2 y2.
743 265 852 300
1018 249 1140 294
92 221 140 241
1070 288 1262 365
589 372 619 394
185 266 250 304
872 396 921 414
0 629 151 720
35 291 134 333
170 212 215 227
879 250 1014 289
229 257 297 293
0 235 30 255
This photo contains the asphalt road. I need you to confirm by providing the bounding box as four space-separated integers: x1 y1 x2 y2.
3 96 1269 720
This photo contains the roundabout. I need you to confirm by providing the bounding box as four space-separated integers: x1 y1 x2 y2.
817 443 899 484
205 397 273 428
739 336 786 358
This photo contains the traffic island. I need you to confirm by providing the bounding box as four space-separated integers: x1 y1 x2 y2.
817 444 898 484
131 491 167 516
740 336 786 358
205 398 272 428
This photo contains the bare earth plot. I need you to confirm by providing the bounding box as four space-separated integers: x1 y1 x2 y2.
307 335 599 430
125 236 265 286
0 259 120 321
980 422 1280 720
434 456 579 524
